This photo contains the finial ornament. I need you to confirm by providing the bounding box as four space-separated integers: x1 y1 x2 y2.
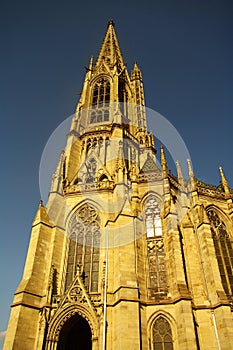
187 159 193 177
89 55 93 70
160 146 168 177
176 160 184 187
187 159 196 191
108 19 114 26
95 18 123 70
219 166 230 198
39 199 43 206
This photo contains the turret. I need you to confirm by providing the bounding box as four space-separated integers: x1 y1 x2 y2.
130 61 146 131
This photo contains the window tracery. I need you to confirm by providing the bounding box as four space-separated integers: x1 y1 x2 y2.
145 197 167 298
152 317 173 350
207 209 233 299
65 204 100 292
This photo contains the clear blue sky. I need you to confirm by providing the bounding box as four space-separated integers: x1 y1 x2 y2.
0 0 232 346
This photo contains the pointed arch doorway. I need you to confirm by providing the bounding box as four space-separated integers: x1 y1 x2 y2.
57 314 92 350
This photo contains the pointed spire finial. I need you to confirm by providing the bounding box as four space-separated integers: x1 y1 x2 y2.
187 159 196 191
95 19 124 70
176 160 184 187
89 55 93 70
32 199 53 227
131 61 142 81
133 61 139 70
160 146 168 177
219 166 230 198
108 19 115 27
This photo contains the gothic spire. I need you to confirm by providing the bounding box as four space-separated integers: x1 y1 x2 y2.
160 146 172 213
176 160 184 187
95 19 125 71
219 166 231 199
88 55 93 70
131 61 142 81
187 159 196 191
49 150 66 195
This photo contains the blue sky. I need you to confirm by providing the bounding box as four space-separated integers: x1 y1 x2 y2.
0 0 232 347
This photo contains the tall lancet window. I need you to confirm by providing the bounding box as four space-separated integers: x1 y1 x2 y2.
207 209 233 299
145 197 167 298
65 204 100 292
145 197 162 238
90 77 110 123
152 317 173 350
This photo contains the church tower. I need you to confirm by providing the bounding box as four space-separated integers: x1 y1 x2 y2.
4 20 233 350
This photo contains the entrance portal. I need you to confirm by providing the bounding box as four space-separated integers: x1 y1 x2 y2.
57 314 92 350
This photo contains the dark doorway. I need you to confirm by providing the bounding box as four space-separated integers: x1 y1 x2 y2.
57 314 92 350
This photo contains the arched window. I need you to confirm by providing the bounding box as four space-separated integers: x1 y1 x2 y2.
207 209 233 299
90 78 110 124
145 197 162 238
65 204 100 292
152 317 173 350
145 197 167 298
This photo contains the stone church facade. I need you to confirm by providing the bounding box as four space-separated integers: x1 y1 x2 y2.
4 20 233 350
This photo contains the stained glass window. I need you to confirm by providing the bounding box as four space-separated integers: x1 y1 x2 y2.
152 317 173 350
65 204 100 292
207 209 233 299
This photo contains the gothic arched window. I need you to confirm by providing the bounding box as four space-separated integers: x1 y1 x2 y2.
152 317 173 350
207 209 233 299
90 78 110 124
145 197 162 238
145 197 167 298
65 204 100 292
